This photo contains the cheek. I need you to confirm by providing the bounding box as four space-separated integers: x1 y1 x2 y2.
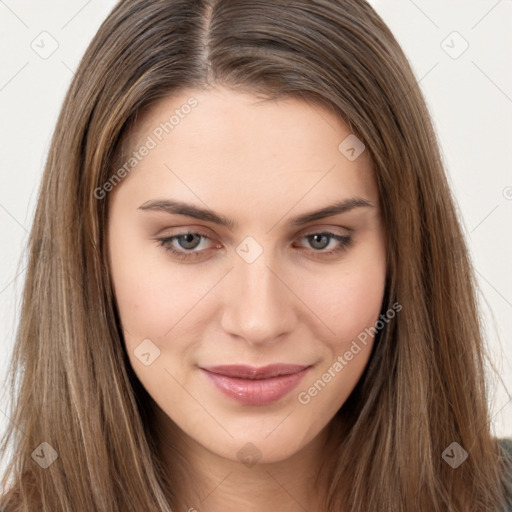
294 257 386 413
110 260 210 351
108 223 196 348
337 267 385 334
294 252 386 346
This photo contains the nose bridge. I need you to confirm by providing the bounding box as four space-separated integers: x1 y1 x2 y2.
220 243 295 344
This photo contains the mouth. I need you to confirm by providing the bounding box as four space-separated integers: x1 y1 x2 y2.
200 364 312 405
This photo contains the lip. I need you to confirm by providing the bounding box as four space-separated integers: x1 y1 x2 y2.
200 364 311 405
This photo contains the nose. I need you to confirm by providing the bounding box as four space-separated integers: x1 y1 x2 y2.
220 250 297 347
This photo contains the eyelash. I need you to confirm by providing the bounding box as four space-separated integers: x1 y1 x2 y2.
156 229 353 261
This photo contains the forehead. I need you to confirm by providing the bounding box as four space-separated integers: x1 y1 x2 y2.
112 85 378 216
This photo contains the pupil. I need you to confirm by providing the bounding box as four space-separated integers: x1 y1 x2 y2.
180 234 200 249
311 234 328 249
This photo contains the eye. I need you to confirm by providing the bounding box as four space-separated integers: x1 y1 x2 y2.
156 230 219 261
156 229 353 262
293 231 353 258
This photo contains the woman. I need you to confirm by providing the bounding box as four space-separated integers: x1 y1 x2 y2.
1 0 511 510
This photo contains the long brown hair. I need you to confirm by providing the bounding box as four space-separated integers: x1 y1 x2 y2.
1 0 511 510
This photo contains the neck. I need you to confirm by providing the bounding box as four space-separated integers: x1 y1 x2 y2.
151 405 337 512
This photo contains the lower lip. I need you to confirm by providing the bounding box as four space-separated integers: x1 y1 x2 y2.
201 367 311 406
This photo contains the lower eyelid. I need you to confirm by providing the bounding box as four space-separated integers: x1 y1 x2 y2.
157 231 352 256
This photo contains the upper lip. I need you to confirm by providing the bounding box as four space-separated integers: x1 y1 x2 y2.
200 364 311 380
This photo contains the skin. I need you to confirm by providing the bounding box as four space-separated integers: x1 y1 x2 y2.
107 85 387 511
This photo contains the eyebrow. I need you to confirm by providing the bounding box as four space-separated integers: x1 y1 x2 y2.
138 197 374 230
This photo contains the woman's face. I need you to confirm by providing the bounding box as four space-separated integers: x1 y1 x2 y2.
107 85 387 464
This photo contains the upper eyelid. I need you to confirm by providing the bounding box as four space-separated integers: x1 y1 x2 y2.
158 228 351 249
158 224 352 238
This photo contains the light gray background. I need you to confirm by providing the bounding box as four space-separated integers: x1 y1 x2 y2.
1 0 511 473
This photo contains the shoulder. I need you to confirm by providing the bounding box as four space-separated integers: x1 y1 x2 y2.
499 437 512 467
498 437 512 479
499 438 512 456
498 438 512 512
